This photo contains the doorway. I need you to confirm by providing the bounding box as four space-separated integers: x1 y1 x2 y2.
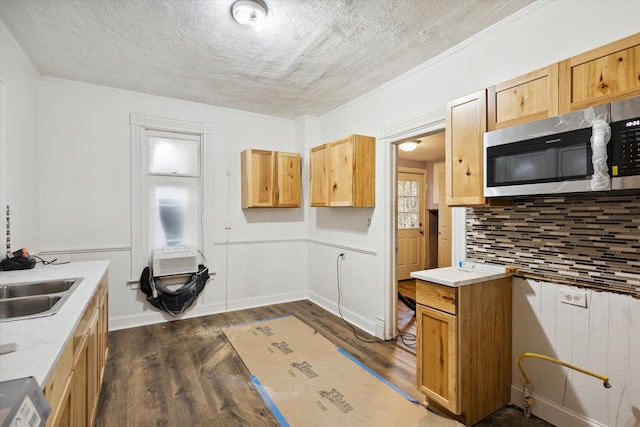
394 130 449 352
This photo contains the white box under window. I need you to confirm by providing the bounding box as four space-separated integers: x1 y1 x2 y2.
152 246 198 276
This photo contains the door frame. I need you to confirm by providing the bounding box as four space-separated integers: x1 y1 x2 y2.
381 110 466 340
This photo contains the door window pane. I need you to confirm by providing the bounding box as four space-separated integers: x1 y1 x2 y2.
398 179 419 229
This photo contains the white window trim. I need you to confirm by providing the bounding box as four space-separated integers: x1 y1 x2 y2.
130 113 214 280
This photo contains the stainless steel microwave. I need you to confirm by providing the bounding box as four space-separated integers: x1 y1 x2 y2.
483 97 640 198
610 96 640 190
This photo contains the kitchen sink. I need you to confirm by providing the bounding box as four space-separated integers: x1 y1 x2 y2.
0 278 81 299
0 295 66 321
0 278 83 322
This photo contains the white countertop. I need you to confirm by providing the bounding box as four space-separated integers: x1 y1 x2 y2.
0 260 110 386
410 265 512 287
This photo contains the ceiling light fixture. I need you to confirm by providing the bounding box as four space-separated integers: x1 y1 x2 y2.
398 140 420 152
231 0 268 32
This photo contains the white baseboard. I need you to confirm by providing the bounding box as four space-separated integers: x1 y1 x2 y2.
307 291 377 337
511 384 607 427
109 291 308 331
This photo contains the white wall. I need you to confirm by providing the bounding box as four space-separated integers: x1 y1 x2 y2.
2 2 640 424
309 1 640 338
35 77 308 328
0 22 40 253
311 1 640 425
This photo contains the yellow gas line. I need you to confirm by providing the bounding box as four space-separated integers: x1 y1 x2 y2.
517 352 611 388
517 352 611 418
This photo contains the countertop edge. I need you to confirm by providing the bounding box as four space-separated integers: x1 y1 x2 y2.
410 267 512 287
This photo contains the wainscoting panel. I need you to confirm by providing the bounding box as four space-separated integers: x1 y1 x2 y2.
512 277 640 426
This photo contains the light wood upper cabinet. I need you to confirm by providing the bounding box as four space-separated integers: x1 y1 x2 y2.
416 278 512 426
309 144 329 206
559 32 640 113
241 149 301 208
310 134 375 207
445 91 487 207
487 64 559 131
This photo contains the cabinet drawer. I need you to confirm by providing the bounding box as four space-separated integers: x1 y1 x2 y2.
416 280 456 315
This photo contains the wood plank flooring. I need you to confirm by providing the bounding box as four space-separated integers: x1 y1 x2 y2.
397 280 417 355
95 299 553 427
95 300 420 427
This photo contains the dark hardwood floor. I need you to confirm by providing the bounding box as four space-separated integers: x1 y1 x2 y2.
95 300 421 427
95 299 552 427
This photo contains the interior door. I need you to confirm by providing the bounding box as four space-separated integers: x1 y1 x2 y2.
397 171 425 280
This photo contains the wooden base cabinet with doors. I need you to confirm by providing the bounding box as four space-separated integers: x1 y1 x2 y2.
44 273 109 427
416 278 512 426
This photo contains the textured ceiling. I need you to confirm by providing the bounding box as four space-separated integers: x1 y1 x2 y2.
0 0 534 119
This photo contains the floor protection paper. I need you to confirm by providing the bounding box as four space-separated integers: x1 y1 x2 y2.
222 315 462 427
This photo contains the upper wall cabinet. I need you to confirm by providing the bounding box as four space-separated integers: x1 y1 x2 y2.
446 33 640 208
241 149 301 208
445 91 487 207
487 64 559 131
559 32 640 113
310 134 376 207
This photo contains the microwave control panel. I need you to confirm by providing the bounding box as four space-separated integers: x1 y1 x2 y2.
611 116 640 177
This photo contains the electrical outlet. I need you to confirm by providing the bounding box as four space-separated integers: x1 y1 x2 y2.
560 289 587 308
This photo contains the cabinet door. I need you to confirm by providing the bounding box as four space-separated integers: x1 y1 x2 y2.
328 137 354 206
417 305 458 414
71 344 88 427
98 289 109 384
241 149 276 208
487 64 559 131
436 164 451 267
87 315 100 426
351 134 375 207
275 152 301 207
559 32 640 113
445 91 487 206
44 342 73 427
310 144 329 206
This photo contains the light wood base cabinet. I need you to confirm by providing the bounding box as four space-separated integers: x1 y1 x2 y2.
44 273 109 427
416 278 512 426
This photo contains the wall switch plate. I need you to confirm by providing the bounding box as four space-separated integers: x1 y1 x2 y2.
560 289 587 308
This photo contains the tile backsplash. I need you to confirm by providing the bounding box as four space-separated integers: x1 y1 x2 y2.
466 194 640 295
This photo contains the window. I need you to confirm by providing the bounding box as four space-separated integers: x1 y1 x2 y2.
397 179 419 229
147 131 200 249
130 113 213 278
